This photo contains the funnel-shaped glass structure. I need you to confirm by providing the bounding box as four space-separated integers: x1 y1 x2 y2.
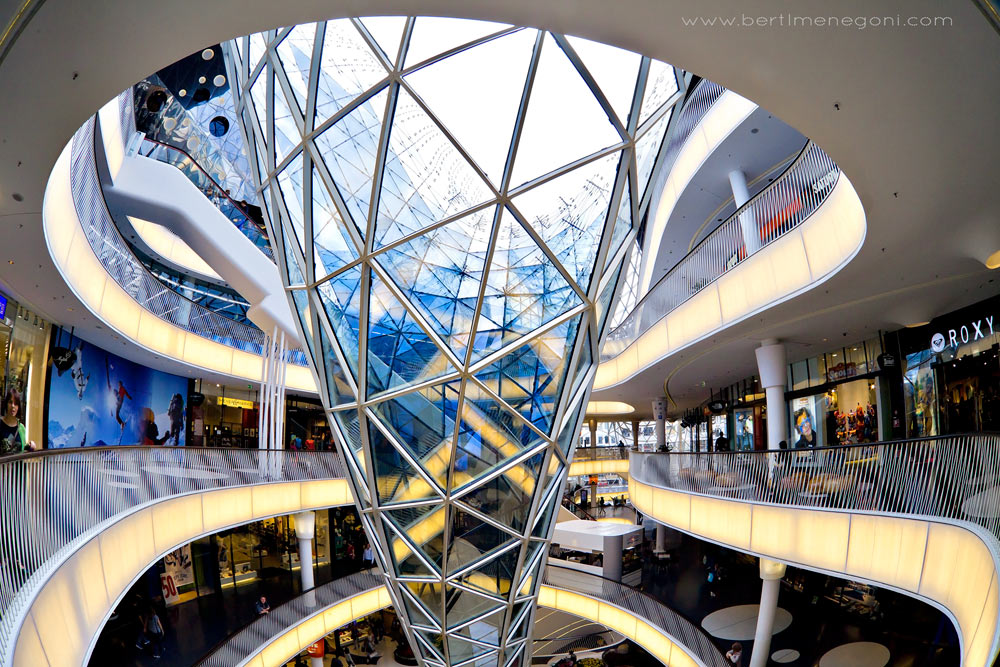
227 18 680 667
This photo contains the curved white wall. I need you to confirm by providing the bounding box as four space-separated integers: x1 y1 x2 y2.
596 173 866 390
630 477 1000 667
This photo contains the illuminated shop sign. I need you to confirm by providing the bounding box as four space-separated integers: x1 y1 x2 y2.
930 315 995 353
219 396 255 409
0 292 7 321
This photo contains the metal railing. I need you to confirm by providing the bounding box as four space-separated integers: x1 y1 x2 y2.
0 446 346 660
629 434 1000 548
138 137 274 261
195 565 725 667
573 446 631 462
562 497 598 521
544 565 729 667
70 115 307 365
603 140 840 361
196 570 382 666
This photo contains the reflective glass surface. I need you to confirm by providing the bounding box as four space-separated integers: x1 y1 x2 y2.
229 19 680 667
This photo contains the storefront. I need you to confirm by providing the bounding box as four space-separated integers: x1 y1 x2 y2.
156 508 348 606
713 376 765 450
888 294 1000 438
0 298 50 446
785 335 888 448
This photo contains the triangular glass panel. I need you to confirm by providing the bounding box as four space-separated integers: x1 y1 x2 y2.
358 17 407 65
313 86 387 235
280 217 306 286
447 635 495 665
473 314 582 435
415 630 446 662
454 386 546 489
290 288 317 361
447 508 518 575
444 584 505 629
275 24 316 114
374 206 494 363
403 17 512 69
509 35 622 188
603 175 632 273
374 86 493 249
383 503 447 572
511 152 620 292
369 423 442 505
248 69 269 160
275 152 305 254
367 272 460 397
272 73 300 165
316 264 362 378
248 32 268 75
635 110 671 201
369 379 459 462
332 408 365 472
567 328 592 406
473 208 584 359
503 643 525 667
401 581 443 627
456 544 521 599
639 59 679 126
454 462 537 534
555 394 586 458
506 601 529 641
382 516 440 578
506 605 532 644
315 20 390 124
405 28 534 188
318 317 357 406
596 263 623 342
565 36 642 129
312 163 360 279
531 497 558 540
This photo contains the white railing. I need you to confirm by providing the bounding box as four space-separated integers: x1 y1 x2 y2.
603 141 839 361
0 447 345 659
195 566 727 667
196 571 383 666
629 434 1000 546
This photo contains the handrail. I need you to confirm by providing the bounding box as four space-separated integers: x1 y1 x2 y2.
603 140 839 361
628 433 1000 548
70 114 307 365
0 446 346 661
562 497 598 521
138 137 274 261
573 445 631 461
196 570 382 666
544 565 729 667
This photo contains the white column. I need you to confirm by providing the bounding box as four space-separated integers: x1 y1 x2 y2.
749 559 787 667
729 169 761 255
588 419 599 506
294 511 316 608
754 339 787 450
652 398 667 451
655 523 667 553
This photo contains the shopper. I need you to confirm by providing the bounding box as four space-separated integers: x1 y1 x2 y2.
363 543 374 569
725 642 743 666
0 388 36 455
147 610 165 659
256 595 271 615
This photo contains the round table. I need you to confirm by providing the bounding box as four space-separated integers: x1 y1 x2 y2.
700 604 792 641
142 464 229 480
818 642 889 667
772 648 800 663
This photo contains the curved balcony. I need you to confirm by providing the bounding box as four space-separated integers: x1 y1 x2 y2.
568 445 631 477
628 436 1000 667
596 141 865 389
0 446 351 666
44 113 316 389
197 565 727 667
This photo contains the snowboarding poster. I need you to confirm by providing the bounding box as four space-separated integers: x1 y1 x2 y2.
45 327 187 448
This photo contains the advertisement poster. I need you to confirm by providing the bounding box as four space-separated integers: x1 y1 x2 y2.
46 328 187 448
790 395 822 449
161 545 195 605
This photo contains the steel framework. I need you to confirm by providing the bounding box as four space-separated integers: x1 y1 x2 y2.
227 17 683 667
